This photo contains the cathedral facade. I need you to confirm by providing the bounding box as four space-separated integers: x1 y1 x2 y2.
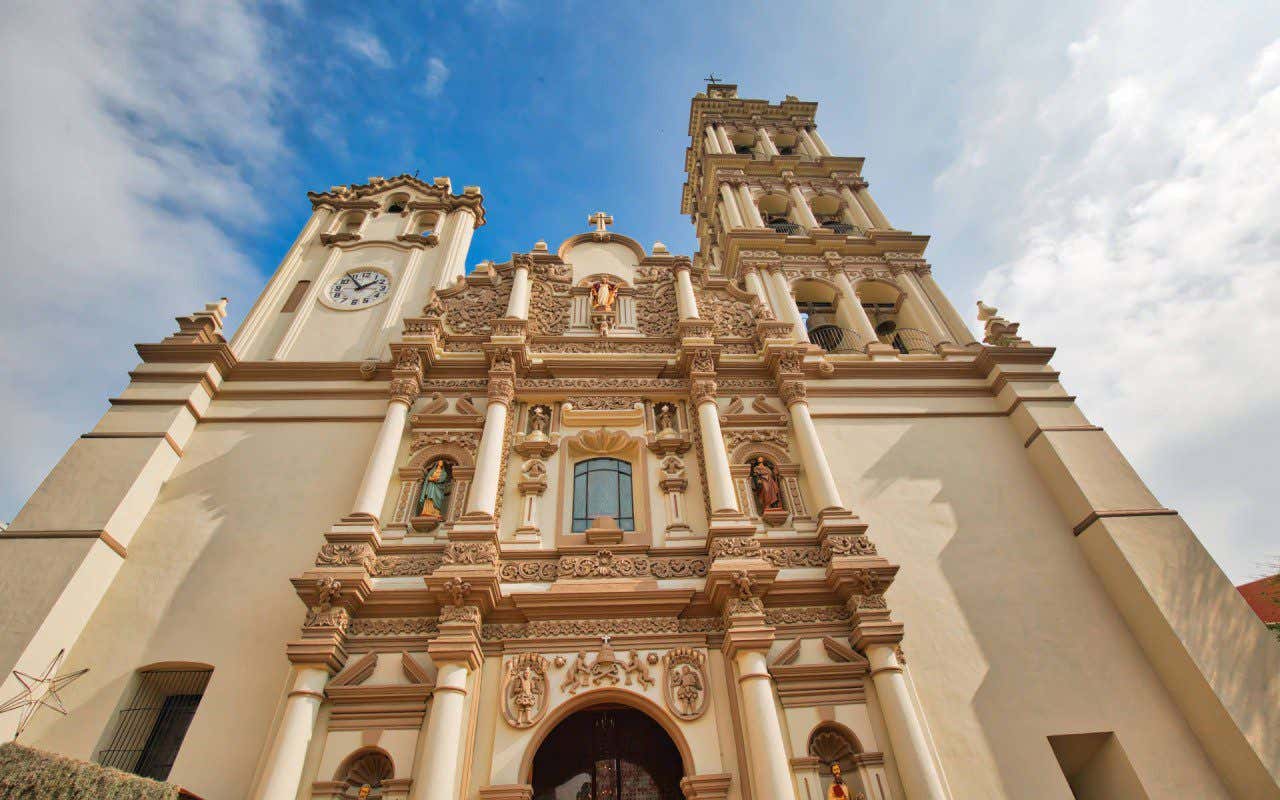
1 83 1277 800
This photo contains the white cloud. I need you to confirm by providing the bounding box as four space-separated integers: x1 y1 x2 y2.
337 27 392 68
424 56 451 97
0 0 282 519
937 2 1280 580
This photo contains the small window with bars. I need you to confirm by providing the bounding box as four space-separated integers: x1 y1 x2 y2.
98 667 212 782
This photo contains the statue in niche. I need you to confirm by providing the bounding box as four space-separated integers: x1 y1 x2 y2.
749 457 784 513
416 459 453 520
590 279 618 312
655 402 678 434
527 404 551 439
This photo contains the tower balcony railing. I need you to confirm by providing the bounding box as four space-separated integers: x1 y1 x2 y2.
819 221 861 235
767 220 802 235
880 327 936 354
807 325 939 355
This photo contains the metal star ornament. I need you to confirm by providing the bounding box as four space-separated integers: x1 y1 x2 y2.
0 649 88 739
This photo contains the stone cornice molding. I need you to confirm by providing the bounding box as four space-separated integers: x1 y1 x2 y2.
309 173 487 226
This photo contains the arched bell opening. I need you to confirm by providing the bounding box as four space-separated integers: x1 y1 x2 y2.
521 689 694 800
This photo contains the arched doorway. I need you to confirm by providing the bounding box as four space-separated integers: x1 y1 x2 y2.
531 705 684 799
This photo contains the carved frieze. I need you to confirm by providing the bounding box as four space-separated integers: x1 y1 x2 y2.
316 543 376 572
347 617 439 637
710 537 763 559
410 431 480 456
442 541 498 565
374 554 443 577
440 285 509 335
700 290 758 338
502 653 550 728
662 648 709 720
635 276 678 337
498 560 559 582
481 616 722 641
558 640 656 694
821 533 878 558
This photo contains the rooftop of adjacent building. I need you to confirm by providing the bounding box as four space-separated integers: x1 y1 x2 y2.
1235 574 1280 623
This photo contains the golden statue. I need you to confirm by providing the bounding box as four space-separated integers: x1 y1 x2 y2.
357 786 372 800
591 280 618 312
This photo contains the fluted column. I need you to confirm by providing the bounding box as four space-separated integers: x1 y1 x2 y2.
855 185 891 229
895 268 953 345
917 267 978 345
506 259 531 319
675 262 700 319
412 661 471 800
735 649 799 800
781 381 844 514
834 272 879 347
464 378 513 519
839 186 875 230
252 666 328 800
756 126 779 157
437 208 477 287
692 380 739 515
867 645 948 800
787 182 821 230
351 380 416 520
719 183 745 229
736 183 765 227
764 267 807 343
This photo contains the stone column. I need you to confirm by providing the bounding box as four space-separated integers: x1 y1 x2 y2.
735 649 799 800
464 378 512 519
506 259 531 319
719 183 745 229
917 267 978 345
781 381 844 515
231 207 330 358
895 268 953 345
756 126 780 157
787 181 821 230
704 124 723 155
413 661 471 800
764 267 807 343
437 208 477 288
737 182 766 227
809 127 834 157
692 379 739 515
367 246 426 358
674 262 700 319
855 185 891 230
838 186 875 231
252 666 328 800
742 266 771 308
716 124 734 154
350 380 416 520
866 644 948 800
797 127 822 159
834 272 879 348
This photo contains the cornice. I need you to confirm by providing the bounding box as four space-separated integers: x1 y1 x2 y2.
308 173 487 226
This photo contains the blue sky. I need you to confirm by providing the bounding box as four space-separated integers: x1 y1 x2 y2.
2 0 1279 581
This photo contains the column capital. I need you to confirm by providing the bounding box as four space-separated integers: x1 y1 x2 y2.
779 379 807 407
691 378 718 406
486 374 515 407
388 376 420 406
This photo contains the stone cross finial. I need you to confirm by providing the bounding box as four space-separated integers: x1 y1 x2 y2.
588 211 614 235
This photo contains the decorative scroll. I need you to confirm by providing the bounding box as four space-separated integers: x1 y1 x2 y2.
347 617 439 637
635 277 678 337
482 617 723 641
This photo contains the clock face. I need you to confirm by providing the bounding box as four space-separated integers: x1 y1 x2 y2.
324 269 391 309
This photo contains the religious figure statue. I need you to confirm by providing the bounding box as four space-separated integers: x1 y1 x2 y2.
417 459 452 519
670 664 703 716
591 279 618 312
827 764 849 800
512 665 539 726
655 402 677 433
750 456 784 512
528 404 550 436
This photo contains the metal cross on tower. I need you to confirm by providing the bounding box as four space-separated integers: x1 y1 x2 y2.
588 211 614 235
705 74 722 85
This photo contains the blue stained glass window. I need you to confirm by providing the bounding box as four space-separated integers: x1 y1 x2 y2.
571 458 634 532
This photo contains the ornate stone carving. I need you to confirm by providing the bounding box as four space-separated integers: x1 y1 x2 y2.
762 546 827 568
483 617 722 641
347 617 438 637
765 605 852 625
374 554 443 577
778 379 807 406
440 285 509 334
635 276 679 337
442 541 498 565
518 377 688 392
442 576 472 606
304 577 349 630
650 556 710 578
455 396 481 416
662 648 709 720
559 638 655 694
690 378 717 405
502 653 549 728
821 534 878 558
689 348 718 374
498 560 559 582
419 392 448 414
529 275 571 336
566 396 637 411
410 431 480 456
439 604 482 624
724 429 790 456
710 537 762 559
847 570 890 611
558 549 651 578
316 543 376 572
389 377 420 405
699 291 757 338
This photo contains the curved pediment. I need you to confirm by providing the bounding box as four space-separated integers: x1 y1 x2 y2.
558 234 646 287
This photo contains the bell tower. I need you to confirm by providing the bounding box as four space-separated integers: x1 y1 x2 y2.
229 175 486 363
681 80 978 354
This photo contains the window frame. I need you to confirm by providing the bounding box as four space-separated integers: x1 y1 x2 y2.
571 457 635 532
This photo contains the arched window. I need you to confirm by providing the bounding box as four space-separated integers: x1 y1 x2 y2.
386 193 409 214
572 458 634 532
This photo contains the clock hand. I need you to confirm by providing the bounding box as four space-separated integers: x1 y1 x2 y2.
347 272 369 290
